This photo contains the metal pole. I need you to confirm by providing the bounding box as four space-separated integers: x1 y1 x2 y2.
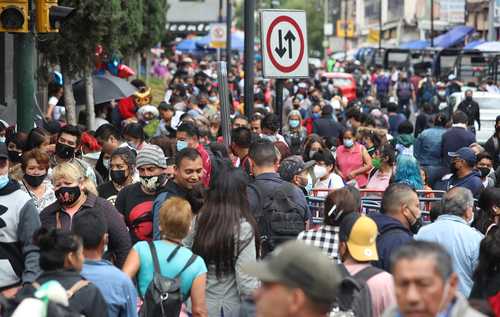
243 0 255 117
226 0 232 72
344 0 347 60
217 62 232 148
15 33 35 132
430 0 434 47
488 0 496 41
275 79 284 132
378 0 382 50
324 0 328 58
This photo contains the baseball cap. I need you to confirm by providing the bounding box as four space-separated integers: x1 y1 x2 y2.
278 155 315 182
448 147 476 165
0 142 7 159
339 213 378 262
242 241 341 305
136 144 167 168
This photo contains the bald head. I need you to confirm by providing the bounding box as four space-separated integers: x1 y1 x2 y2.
382 183 418 215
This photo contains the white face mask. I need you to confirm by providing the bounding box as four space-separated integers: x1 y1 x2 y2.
314 165 328 179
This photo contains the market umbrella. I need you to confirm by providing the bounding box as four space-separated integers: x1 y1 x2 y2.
72 74 137 105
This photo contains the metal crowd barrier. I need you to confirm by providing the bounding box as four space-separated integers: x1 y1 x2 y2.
307 188 447 225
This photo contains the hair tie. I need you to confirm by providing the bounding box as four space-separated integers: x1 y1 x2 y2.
327 204 337 217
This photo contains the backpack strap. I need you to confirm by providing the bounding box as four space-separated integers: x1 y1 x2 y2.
166 244 182 262
175 254 198 278
66 280 90 299
352 266 383 284
147 241 162 274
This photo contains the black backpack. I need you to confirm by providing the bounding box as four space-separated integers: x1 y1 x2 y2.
333 264 383 317
249 181 306 256
140 241 197 317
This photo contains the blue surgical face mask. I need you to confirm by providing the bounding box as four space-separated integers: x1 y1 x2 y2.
343 139 354 148
312 113 321 119
176 140 188 152
289 119 300 128
0 174 9 189
0 137 5 143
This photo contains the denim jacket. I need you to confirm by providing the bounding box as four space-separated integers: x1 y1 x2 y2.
414 127 446 166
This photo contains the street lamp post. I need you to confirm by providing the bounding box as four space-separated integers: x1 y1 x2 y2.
243 0 255 117
344 0 347 60
379 0 382 50
226 0 232 71
488 0 496 41
430 0 434 47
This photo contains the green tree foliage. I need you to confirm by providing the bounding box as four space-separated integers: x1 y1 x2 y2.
137 0 168 51
235 0 324 55
118 0 145 56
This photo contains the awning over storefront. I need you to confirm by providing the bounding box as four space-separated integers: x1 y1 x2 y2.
400 40 430 50
432 26 475 49
464 40 485 50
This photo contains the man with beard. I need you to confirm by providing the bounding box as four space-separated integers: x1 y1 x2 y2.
152 148 204 240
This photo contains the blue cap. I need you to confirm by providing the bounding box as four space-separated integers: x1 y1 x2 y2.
448 147 476 165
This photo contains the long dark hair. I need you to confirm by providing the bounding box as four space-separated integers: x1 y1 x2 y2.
473 227 500 290
192 166 258 277
474 188 500 234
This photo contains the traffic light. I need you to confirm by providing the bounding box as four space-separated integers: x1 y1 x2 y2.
0 0 29 33
36 0 74 33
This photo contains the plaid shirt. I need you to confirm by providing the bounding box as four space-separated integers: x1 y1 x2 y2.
297 225 340 262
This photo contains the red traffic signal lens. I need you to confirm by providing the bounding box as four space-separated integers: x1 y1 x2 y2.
0 7 25 29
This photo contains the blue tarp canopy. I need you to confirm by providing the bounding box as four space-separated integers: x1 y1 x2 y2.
196 31 244 51
464 39 485 50
400 40 430 49
176 39 199 53
432 26 475 49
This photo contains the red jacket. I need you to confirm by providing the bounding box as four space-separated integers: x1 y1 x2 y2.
118 97 136 120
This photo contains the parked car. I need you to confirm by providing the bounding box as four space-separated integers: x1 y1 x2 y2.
323 72 357 102
449 91 500 144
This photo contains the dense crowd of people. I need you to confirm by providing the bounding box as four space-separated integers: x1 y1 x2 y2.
0 53 500 316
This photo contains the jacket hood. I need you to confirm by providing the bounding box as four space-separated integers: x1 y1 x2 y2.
370 212 410 235
0 180 20 196
395 133 414 147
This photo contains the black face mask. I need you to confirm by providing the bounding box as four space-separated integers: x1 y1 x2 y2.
56 143 75 160
55 186 81 206
496 126 500 134
465 96 473 102
450 162 460 174
110 170 128 185
23 174 46 187
8 150 22 163
410 217 423 234
479 167 491 178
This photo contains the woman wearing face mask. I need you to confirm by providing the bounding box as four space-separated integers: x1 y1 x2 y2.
17 228 108 316
312 149 344 197
366 143 396 192
40 162 131 268
336 128 373 188
283 110 307 155
472 188 500 235
304 104 322 134
302 134 326 162
97 147 136 205
19 149 56 212
6 132 28 182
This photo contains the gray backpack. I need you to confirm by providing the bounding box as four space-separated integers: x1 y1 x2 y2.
333 265 382 317
140 242 197 317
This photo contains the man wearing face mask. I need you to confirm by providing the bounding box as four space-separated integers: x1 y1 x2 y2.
475 152 495 188
435 147 483 198
384 240 485 317
457 90 480 134
0 142 41 298
415 187 484 297
115 144 167 243
278 155 315 196
370 183 421 272
152 148 204 241
176 122 211 188
52 125 98 186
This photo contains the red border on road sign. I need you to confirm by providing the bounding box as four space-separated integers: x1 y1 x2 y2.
265 15 305 73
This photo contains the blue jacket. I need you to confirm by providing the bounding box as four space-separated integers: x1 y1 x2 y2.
369 212 413 272
414 127 447 166
415 214 483 297
152 181 189 240
434 170 484 198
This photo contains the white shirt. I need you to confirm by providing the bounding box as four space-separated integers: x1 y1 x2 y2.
314 173 344 197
